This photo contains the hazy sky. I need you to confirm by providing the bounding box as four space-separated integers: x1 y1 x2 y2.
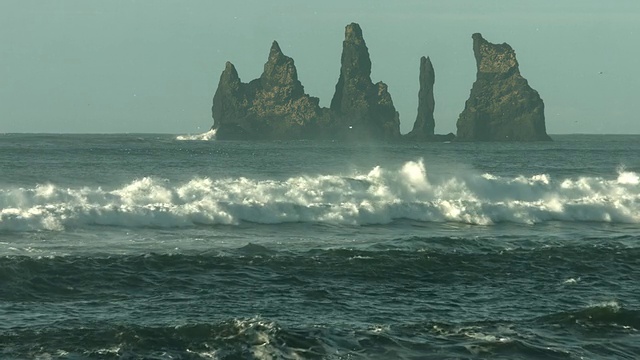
1 1 639 134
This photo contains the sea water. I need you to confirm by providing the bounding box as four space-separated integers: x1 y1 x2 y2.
1 134 639 359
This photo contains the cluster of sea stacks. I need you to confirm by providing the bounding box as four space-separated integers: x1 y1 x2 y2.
211 23 550 141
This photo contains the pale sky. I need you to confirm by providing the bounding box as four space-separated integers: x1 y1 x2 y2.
1 1 639 134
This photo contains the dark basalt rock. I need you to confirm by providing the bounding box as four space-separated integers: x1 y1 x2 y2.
404 56 455 142
329 23 400 140
211 62 251 139
456 33 551 141
211 27 549 142
406 56 436 140
211 41 326 140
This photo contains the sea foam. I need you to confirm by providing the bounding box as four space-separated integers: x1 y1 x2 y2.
175 129 217 141
1 160 639 231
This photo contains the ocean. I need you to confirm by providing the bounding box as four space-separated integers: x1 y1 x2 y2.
1 133 639 359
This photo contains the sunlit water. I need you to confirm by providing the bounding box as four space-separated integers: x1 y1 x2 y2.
1 133 639 359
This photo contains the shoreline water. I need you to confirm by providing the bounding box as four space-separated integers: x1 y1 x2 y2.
1 134 639 359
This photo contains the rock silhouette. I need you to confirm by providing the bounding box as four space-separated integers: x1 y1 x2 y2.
406 56 436 140
212 41 325 140
329 23 401 140
210 25 549 142
456 33 551 141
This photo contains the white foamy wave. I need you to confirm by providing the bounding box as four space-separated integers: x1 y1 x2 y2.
1 159 639 231
588 300 622 312
175 128 217 141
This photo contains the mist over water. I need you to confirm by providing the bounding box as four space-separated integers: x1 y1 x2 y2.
1 134 639 359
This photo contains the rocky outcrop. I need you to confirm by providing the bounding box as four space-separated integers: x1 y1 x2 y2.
211 27 550 142
404 56 455 142
329 23 400 140
456 33 551 141
212 41 326 140
211 62 250 139
406 56 436 140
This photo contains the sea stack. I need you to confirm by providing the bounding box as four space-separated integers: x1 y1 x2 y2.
211 61 248 139
456 33 551 141
406 56 436 140
330 23 401 140
211 41 325 140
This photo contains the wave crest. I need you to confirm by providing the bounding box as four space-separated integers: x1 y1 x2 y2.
175 129 216 141
1 160 639 231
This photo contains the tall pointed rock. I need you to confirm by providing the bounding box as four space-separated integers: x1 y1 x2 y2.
456 33 551 141
330 23 400 140
248 41 323 138
211 41 324 139
211 62 251 139
258 41 304 98
407 56 436 139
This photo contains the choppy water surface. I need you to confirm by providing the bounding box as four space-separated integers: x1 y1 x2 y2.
1 134 639 359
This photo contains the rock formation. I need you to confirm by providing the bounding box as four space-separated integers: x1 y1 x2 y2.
211 62 250 139
330 23 401 140
406 56 436 140
212 41 326 140
211 27 550 142
404 56 455 142
456 33 551 141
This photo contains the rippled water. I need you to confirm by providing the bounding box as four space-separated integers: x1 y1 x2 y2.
1 134 639 359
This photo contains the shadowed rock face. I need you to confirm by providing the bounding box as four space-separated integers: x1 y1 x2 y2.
211 62 250 139
212 26 548 142
456 33 551 141
211 41 325 140
406 56 436 140
330 23 400 140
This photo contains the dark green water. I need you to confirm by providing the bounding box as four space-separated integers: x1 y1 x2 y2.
1 134 639 359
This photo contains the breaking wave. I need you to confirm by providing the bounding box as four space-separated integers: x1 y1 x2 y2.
1 160 639 231
175 128 216 141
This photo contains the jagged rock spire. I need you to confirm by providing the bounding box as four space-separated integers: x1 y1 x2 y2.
407 56 436 139
456 33 551 141
330 23 400 140
259 40 304 98
212 61 247 132
211 41 323 140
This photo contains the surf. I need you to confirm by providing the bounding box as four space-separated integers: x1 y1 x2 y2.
1 159 638 231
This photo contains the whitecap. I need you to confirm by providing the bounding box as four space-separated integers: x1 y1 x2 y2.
1 159 639 231
175 128 217 141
